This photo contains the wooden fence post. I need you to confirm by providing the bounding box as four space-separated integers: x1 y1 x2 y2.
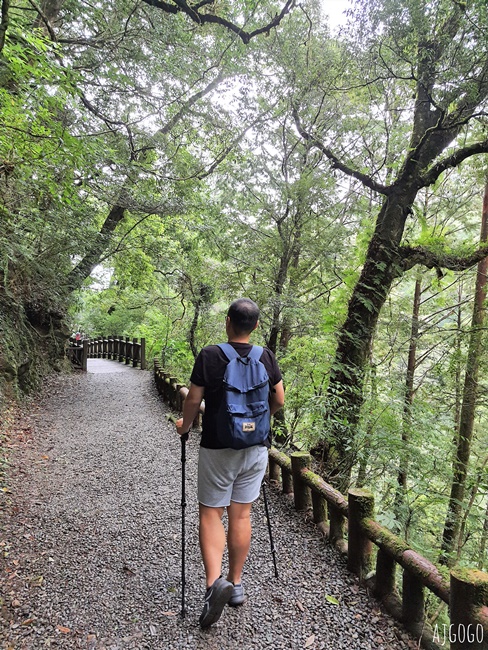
82 340 88 371
282 467 293 495
125 337 131 365
170 377 178 409
329 504 345 550
268 456 281 483
402 569 425 638
347 488 375 579
450 568 488 650
132 338 138 367
373 548 396 599
291 452 312 511
176 383 184 411
140 338 146 370
312 490 328 526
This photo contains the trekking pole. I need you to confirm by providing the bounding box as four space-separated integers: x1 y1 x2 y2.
262 479 278 579
167 415 189 618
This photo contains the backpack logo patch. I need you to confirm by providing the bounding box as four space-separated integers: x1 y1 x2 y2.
242 422 256 432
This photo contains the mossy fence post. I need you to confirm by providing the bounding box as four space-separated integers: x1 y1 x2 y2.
268 455 281 483
291 452 312 511
268 449 293 496
347 488 374 580
450 568 488 650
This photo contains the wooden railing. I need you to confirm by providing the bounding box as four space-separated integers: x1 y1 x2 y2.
67 336 146 371
269 450 488 650
154 360 488 650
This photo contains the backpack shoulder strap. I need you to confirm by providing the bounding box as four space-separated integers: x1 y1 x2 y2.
248 345 263 361
218 343 241 361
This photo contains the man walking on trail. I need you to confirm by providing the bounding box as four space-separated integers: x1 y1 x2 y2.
175 298 285 628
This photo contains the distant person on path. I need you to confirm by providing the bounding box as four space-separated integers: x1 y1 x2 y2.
175 298 285 628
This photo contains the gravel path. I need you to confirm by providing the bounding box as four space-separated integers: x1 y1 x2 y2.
1 361 417 649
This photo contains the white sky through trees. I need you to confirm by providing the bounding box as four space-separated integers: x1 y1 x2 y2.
322 0 351 31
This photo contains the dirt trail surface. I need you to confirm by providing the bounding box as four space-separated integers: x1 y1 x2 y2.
1 361 416 649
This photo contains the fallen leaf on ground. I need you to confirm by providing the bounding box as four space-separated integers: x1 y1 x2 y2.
161 611 177 616
296 600 304 612
325 594 340 605
56 625 71 634
304 634 315 647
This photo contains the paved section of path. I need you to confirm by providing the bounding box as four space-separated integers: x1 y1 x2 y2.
0 362 417 649
87 359 136 374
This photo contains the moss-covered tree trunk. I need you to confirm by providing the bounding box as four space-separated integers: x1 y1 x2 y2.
311 183 419 488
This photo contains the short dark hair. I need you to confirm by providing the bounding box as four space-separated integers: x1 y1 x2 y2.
227 298 260 334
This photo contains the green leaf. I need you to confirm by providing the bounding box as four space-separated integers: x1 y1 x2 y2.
325 595 340 605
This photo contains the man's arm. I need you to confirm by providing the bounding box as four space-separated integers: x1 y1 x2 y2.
269 380 285 416
176 383 205 436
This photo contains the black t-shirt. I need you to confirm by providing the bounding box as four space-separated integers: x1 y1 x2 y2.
190 342 282 449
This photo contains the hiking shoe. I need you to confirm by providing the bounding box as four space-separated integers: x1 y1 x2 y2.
199 577 233 628
228 583 246 607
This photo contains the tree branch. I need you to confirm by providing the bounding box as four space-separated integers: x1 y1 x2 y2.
140 0 296 44
419 137 488 188
399 243 488 274
28 0 56 41
292 106 391 195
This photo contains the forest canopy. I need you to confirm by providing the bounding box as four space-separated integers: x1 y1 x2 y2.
1 0 488 573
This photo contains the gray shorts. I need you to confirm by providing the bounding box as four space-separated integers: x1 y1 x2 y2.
198 445 268 508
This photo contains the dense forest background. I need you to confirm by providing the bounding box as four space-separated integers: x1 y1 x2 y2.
1 0 488 582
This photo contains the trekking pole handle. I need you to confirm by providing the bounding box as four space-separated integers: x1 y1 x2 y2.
167 414 190 441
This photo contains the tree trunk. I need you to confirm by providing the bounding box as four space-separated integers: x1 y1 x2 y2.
65 204 126 291
456 454 488 563
394 275 422 530
440 180 488 565
188 295 202 359
356 349 377 488
267 251 289 355
478 496 488 571
454 281 463 434
0 0 10 55
312 184 418 490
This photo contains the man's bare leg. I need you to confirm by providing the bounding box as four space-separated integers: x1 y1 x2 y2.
226 501 253 586
199 504 226 588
